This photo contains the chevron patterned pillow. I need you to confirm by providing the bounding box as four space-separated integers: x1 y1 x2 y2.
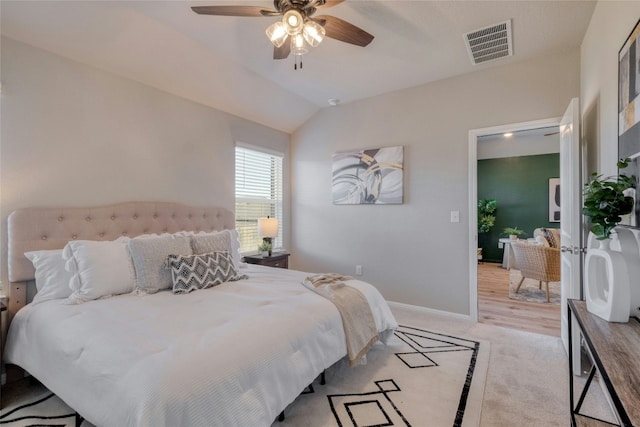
167 251 247 294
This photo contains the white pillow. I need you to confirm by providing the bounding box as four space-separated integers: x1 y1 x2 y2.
25 249 74 304
62 240 136 304
535 235 550 247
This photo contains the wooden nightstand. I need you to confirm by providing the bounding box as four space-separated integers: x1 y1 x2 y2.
1 301 5 407
0 301 5 360
243 253 290 269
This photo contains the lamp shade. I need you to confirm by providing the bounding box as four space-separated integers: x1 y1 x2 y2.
257 217 279 238
266 21 288 48
303 20 325 47
291 33 308 56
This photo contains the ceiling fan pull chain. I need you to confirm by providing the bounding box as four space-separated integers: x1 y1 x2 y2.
293 55 303 70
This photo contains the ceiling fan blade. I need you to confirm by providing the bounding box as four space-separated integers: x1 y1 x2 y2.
317 0 346 9
544 132 560 137
191 6 277 17
274 40 291 59
316 15 374 47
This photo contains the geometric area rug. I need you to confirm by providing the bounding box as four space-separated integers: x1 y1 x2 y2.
0 325 489 427
0 391 85 427
277 325 490 427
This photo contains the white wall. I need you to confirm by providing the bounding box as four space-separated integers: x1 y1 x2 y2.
477 132 559 160
580 1 640 250
581 1 640 176
292 50 580 315
0 37 290 284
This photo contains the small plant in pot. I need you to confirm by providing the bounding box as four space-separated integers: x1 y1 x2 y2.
582 158 636 241
258 240 272 257
502 226 525 240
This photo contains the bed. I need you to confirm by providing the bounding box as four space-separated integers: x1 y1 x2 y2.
3 202 397 426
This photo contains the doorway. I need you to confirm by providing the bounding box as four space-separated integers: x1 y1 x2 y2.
468 117 562 336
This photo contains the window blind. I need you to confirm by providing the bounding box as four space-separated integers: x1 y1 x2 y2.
235 145 283 254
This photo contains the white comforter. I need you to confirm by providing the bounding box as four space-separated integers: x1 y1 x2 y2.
4 264 397 427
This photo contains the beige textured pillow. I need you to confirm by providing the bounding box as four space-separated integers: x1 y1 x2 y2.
191 230 242 268
191 230 231 254
128 234 192 294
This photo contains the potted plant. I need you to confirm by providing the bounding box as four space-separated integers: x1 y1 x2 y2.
478 199 497 234
582 158 636 240
502 226 525 240
258 240 272 257
477 199 497 260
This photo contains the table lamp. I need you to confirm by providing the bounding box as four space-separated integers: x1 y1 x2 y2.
257 217 278 256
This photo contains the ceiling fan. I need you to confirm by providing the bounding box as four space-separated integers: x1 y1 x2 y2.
192 0 374 68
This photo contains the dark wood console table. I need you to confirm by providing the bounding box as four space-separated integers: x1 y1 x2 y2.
568 299 640 427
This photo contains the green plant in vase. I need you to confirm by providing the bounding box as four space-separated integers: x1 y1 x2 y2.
582 158 636 240
502 226 525 240
258 240 272 256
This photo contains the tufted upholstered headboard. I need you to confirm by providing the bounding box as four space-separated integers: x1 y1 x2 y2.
7 202 235 321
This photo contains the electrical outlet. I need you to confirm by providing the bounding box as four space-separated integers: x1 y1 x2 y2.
450 210 460 223
355 265 363 276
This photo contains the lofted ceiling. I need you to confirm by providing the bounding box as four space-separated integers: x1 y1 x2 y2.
0 1 596 133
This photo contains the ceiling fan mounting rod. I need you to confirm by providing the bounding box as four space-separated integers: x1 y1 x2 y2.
275 0 320 15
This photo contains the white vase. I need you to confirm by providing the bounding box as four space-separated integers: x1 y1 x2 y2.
584 235 631 323
613 227 640 318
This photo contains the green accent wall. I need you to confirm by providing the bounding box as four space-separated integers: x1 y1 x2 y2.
478 153 559 263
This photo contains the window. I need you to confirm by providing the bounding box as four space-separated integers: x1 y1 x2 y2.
235 144 283 254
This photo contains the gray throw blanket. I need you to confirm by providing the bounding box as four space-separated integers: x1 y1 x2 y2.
304 273 380 367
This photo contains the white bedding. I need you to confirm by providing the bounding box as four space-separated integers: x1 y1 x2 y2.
4 264 397 427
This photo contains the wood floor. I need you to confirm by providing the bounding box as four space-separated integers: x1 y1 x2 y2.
477 262 560 337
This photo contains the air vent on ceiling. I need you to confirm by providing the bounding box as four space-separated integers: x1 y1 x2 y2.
463 20 513 65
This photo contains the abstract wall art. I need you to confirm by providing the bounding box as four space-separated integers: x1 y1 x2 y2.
332 146 404 205
619 18 640 227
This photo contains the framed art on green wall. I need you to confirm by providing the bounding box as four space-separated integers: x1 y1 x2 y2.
548 178 560 222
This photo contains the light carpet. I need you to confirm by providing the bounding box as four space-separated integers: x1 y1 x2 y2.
0 325 489 427
508 269 560 304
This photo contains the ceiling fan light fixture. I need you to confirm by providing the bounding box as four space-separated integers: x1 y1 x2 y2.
291 33 308 56
283 10 304 35
266 21 288 47
303 20 325 47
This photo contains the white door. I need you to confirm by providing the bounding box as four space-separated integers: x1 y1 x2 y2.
559 97 582 372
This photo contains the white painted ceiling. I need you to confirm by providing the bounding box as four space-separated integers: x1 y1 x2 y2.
0 1 596 133
477 126 560 160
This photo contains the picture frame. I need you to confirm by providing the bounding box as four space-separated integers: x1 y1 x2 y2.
548 178 560 223
332 146 404 205
618 18 640 228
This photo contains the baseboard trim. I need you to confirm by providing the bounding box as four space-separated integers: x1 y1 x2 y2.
387 300 473 321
